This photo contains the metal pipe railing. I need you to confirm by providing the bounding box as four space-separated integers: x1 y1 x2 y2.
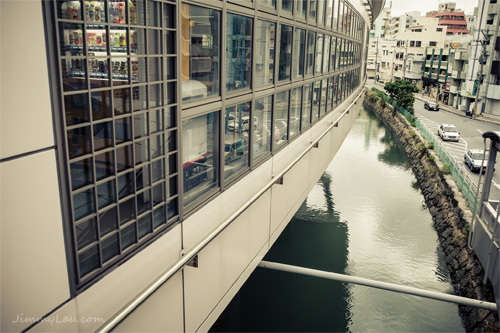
96 85 367 333
258 260 498 312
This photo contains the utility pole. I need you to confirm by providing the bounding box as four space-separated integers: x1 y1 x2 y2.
471 29 490 119
375 37 379 81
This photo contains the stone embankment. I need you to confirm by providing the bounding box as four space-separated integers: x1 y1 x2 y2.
363 91 499 332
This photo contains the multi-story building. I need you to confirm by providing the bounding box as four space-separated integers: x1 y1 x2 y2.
463 0 500 117
0 0 382 332
427 2 469 35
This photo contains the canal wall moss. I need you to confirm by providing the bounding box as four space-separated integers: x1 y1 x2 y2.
363 91 499 333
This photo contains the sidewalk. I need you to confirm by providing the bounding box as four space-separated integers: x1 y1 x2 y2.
371 80 500 126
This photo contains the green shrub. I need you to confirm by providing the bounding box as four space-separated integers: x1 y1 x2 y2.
427 142 434 150
441 164 451 174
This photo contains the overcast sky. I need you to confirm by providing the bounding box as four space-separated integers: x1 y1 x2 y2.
388 0 478 17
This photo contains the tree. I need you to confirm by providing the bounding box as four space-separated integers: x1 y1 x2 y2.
384 79 419 115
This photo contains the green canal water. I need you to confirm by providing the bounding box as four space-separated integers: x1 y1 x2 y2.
211 107 464 332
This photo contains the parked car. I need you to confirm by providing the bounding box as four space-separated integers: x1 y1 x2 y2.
438 124 460 142
424 101 439 111
464 149 489 173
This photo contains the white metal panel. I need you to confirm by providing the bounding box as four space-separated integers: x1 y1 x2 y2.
0 151 69 332
74 224 182 332
183 192 271 332
0 1 55 160
113 273 184 333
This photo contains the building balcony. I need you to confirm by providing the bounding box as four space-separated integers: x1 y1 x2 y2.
488 2 499 15
450 86 458 94
451 70 458 78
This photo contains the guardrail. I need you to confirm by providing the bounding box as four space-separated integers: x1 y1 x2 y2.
373 89 480 208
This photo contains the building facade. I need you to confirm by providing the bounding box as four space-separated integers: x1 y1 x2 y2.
0 0 380 331
427 2 469 35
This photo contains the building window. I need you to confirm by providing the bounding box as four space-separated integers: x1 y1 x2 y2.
290 87 302 137
181 4 221 103
255 20 276 86
274 90 289 149
182 111 219 208
296 0 307 19
306 31 316 75
333 0 339 30
282 0 293 14
292 28 306 79
309 0 317 23
429 41 437 46
317 0 325 25
56 0 179 284
253 95 273 162
410 40 415 47
320 79 328 115
312 81 321 122
437 27 443 32
415 41 421 47
315 33 324 74
224 102 250 181
323 35 331 73
302 83 313 127
330 37 337 72
226 13 252 92
326 0 334 28
260 0 276 9
278 24 293 81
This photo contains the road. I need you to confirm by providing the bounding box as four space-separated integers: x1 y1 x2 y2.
365 81 499 200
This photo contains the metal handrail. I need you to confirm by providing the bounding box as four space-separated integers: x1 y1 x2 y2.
96 85 367 333
258 260 498 312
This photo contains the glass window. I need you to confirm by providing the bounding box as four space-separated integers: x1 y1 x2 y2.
260 0 276 9
255 20 276 86
181 4 220 103
292 28 306 79
302 83 312 126
226 14 252 92
290 87 302 137
326 0 333 28
274 91 289 148
332 75 339 107
253 96 273 162
224 102 250 181
312 81 320 122
320 79 327 115
317 0 325 25
323 35 330 73
315 34 324 74
327 76 334 111
296 0 307 19
309 0 317 23
305 31 316 75
282 0 293 14
333 0 339 31
182 112 219 208
278 24 293 81
330 37 336 72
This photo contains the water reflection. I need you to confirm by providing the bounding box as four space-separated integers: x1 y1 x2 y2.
211 107 463 332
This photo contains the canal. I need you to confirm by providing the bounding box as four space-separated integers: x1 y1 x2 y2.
210 106 465 332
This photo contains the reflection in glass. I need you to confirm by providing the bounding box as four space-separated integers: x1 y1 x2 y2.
138 214 152 239
68 126 91 159
99 207 117 237
97 179 116 209
323 36 331 73
330 37 337 72
306 31 315 76
278 24 293 81
94 121 113 151
136 165 150 191
153 183 165 206
309 0 317 23
226 14 252 92
326 0 333 28
121 223 136 250
116 144 133 172
315 34 324 74
255 20 275 86
73 188 95 221
101 233 119 263
224 102 250 181
275 91 289 148
132 86 148 112
292 28 306 79
65 93 89 126
282 0 293 14
118 171 134 199
137 189 151 215
62 59 87 91
320 79 327 115
302 84 312 127
317 0 325 25
182 112 219 208
253 96 272 162
92 91 111 120
135 139 149 165
333 0 339 31
113 88 130 116
296 0 307 19
290 87 302 137
88 58 110 88
95 151 114 181
79 245 99 277
152 159 165 182
71 157 93 190
181 4 220 103
115 116 132 144
153 206 166 228
260 0 276 9
119 197 135 225
76 218 97 250
312 81 320 122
